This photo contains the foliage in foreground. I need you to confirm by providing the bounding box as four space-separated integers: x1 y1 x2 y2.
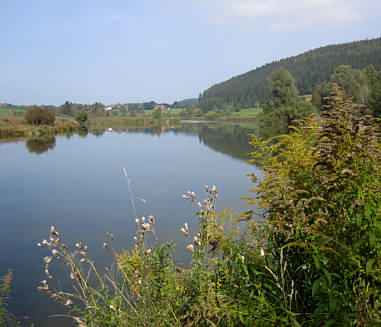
0 269 17 326
38 85 380 326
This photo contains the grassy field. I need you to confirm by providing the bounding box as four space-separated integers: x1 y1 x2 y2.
142 108 185 116
231 108 263 116
0 108 27 117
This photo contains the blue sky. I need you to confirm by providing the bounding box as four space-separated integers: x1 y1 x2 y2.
0 0 380 105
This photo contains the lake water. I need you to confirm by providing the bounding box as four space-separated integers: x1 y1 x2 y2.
0 122 262 326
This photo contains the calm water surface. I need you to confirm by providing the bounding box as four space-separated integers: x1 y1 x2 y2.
0 122 261 326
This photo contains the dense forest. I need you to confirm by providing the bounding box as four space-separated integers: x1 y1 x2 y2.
200 37 381 109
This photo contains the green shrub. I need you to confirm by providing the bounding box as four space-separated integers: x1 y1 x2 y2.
75 111 88 125
204 111 219 120
245 84 380 325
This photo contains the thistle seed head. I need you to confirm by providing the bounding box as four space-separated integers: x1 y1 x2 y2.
149 215 154 225
181 227 188 236
50 226 60 237
186 244 194 253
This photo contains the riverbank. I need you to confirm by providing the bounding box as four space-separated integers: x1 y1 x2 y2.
0 116 79 138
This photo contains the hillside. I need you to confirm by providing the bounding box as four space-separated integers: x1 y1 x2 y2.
201 37 381 108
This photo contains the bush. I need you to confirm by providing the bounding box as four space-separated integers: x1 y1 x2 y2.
75 111 88 125
25 106 55 125
204 111 219 120
245 84 380 325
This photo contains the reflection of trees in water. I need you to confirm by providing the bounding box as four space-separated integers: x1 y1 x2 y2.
197 125 257 161
26 137 56 154
77 126 88 138
85 122 264 161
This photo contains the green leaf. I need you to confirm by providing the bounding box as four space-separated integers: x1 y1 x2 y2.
369 230 375 248
356 213 363 228
329 296 336 313
323 268 332 287
366 258 375 276
325 319 337 327
312 278 320 296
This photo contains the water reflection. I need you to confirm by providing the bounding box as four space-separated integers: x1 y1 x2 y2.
77 126 89 137
25 137 56 154
86 122 261 161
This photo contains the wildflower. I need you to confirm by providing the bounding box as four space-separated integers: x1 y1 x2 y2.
103 242 108 248
146 249 152 255
50 226 60 237
76 242 83 250
65 300 73 306
260 247 265 256
149 215 154 224
135 218 139 226
141 217 145 224
142 223 151 231
110 233 114 240
37 242 43 247
241 255 245 264
302 265 308 270
183 194 189 200
38 280 49 291
52 249 58 255
110 305 116 311
186 244 194 253
184 222 189 231
70 273 75 279
44 256 53 264
181 227 188 236
205 185 209 192
134 236 138 243
194 236 200 246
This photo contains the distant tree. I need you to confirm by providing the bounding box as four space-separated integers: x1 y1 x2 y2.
331 65 370 104
312 82 332 110
25 106 55 125
74 110 88 125
368 78 381 117
120 108 127 116
62 101 73 116
268 68 298 107
153 108 162 120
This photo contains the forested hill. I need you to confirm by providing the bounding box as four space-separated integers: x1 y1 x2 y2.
201 37 381 108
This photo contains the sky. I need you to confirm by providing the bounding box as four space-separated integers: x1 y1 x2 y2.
0 0 380 105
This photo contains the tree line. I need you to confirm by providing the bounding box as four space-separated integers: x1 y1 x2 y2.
200 37 381 110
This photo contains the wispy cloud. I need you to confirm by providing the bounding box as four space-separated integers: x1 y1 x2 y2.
176 0 380 30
